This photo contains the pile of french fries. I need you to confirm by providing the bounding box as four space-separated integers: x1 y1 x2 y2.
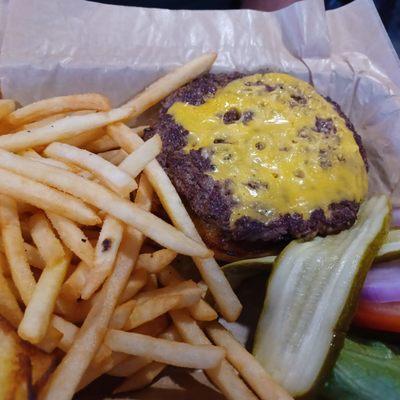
0 53 292 400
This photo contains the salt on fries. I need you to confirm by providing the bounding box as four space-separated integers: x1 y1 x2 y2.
0 53 289 400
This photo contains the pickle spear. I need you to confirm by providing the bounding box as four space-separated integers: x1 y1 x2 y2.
253 195 390 398
376 228 400 262
222 255 276 289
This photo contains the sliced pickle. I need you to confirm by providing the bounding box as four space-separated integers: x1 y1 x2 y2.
376 229 400 262
222 255 276 289
253 195 390 398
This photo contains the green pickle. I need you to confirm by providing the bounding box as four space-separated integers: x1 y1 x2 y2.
375 228 400 262
252 195 391 398
221 255 276 289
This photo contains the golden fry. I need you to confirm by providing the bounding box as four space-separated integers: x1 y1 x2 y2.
0 195 36 305
6 93 110 126
105 329 225 369
0 150 210 257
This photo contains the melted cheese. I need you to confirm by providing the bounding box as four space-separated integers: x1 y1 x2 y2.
168 73 368 226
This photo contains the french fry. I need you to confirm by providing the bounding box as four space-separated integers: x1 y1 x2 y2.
21 149 94 180
45 142 138 196
0 250 11 277
61 261 91 301
136 248 177 273
28 213 65 266
170 309 257 400
21 148 78 172
46 212 94 266
51 316 79 353
125 296 178 331
122 53 217 117
205 322 293 400
0 267 23 328
36 326 63 354
21 111 97 134
110 299 136 330
0 195 36 305
0 167 100 225
108 123 240 321
41 175 153 400
51 314 113 370
63 127 107 148
79 315 168 390
105 329 225 369
5 276 22 304
24 242 46 270
22 112 73 130
131 314 169 337
0 316 33 400
91 344 113 369
81 216 124 300
113 361 166 394
18 214 71 344
23 343 56 389
5 94 111 126
158 265 218 321
119 270 148 304
110 327 179 380
108 355 152 377
0 107 130 151
77 352 129 391
98 149 128 165
0 150 210 257
85 134 119 153
134 279 200 304
118 134 162 178
0 99 16 121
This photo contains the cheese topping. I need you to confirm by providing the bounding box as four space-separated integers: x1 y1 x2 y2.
168 73 368 226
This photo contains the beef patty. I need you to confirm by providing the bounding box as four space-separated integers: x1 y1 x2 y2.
145 72 368 257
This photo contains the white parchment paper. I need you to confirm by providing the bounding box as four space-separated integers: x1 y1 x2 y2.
0 0 400 398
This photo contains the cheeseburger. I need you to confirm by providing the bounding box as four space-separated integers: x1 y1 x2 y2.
145 72 368 260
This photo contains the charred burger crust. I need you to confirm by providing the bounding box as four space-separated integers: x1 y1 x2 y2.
233 200 359 242
164 148 234 229
145 73 367 246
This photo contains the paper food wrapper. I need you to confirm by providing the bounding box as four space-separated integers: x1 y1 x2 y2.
1 0 400 398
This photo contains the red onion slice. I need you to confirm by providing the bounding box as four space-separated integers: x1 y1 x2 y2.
391 208 400 227
361 260 400 303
